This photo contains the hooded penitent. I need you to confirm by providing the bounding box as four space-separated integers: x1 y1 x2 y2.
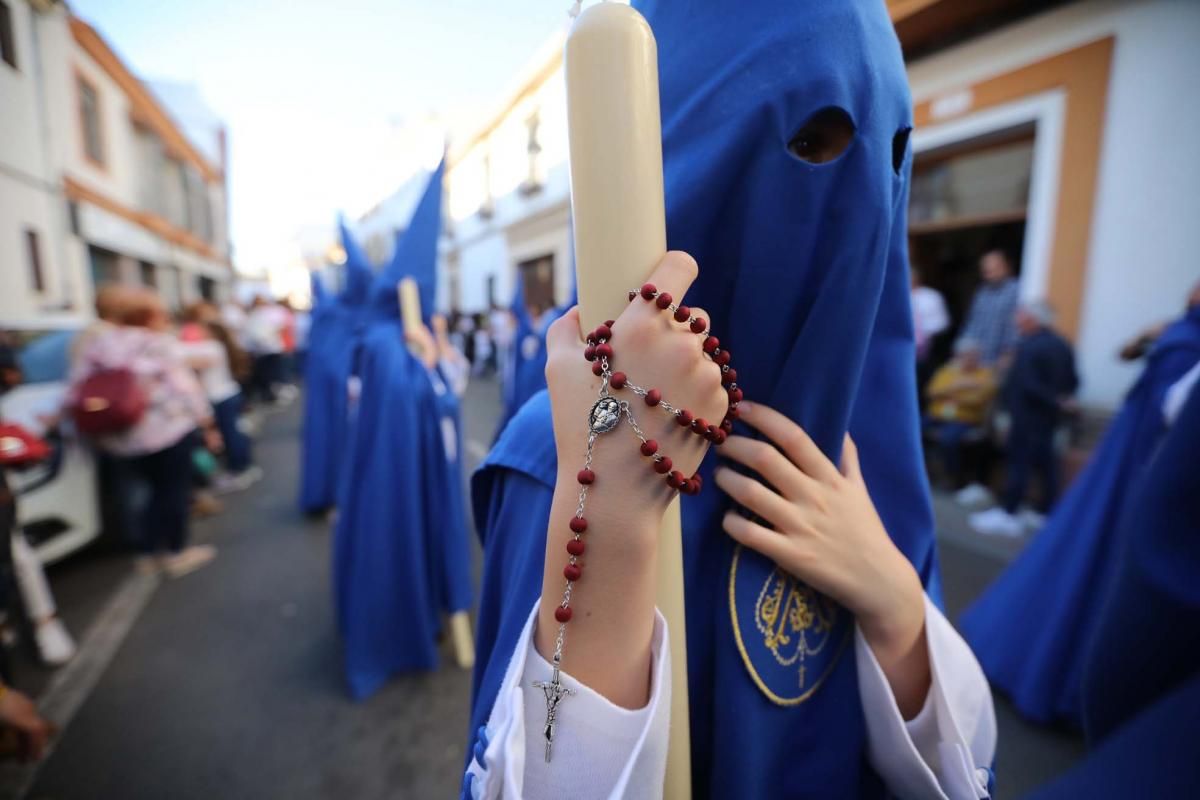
495 276 575 442
961 304 1200 725
333 160 474 699
469 3 936 796
298 219 373 514
1026 383 1200 798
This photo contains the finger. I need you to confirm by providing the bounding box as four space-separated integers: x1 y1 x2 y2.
840 433 862 481
642 251 700 304
714 467 796 531
737 402 840 483
720 435 815 500
722 511 794 567
545 306 583 354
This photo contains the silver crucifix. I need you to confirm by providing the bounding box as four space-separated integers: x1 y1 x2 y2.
532 666 573 762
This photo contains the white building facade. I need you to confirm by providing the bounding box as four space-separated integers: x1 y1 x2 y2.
436 0 1199 411
0 0 232 324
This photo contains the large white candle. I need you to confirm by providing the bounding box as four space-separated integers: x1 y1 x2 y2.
397 277 476 670
565 5 691 796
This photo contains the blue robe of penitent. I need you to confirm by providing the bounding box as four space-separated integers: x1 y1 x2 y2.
298 222 373 514
333 160 474 699
960 305 1200 726
468 3 946 797
1027 377 1200 798
495 279 574 442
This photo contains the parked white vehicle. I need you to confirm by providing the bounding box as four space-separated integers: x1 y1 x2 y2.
1 321 102 566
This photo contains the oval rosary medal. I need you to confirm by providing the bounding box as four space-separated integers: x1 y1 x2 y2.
588 396 622 434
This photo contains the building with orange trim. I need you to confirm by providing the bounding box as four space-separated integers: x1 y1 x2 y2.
0 0 232 323
436 0 1199 410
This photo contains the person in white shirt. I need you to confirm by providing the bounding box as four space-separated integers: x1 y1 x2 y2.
912 265 950 383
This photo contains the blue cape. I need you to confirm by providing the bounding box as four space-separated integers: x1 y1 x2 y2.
1027 384 1200 796
297 222 374 514
333 160 474 698
469 3 940 796
960 306 1200 725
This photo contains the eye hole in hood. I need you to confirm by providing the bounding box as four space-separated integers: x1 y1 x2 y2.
787 106 855 165
892 126 912 174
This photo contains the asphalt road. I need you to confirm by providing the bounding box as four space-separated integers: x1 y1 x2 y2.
8 376 1082 799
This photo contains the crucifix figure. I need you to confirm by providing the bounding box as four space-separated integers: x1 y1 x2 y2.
532 666 573 762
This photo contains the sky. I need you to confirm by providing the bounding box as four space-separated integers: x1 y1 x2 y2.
68 0 569 276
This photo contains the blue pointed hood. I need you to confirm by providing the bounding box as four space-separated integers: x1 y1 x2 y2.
338 214 373 306
371 159 445 319
311 271 330 308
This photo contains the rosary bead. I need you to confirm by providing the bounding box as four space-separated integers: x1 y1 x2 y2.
595 324 612 341
690 317 708 334
592 361 604 376
628 291 637 301
726 404 741 419
715 350 732 367
655 292 673 310
584 344 597 362
577 469 595 485
569 517 588 534
674 305 691 323
645 388 661 406
703 425 717 442
690 417 709 435
586 332 597 345
667 471 685 489
729 387 744 404
691 473 704 489
711 428 727 445
567 539 586 556
610 371 627 389
653 456 673 474
675 409 693 427
681 478 699 496
555 605 573 623
595 343 613 360
703 336 719 354
640 283 657 300
564 563 583 582
604 319 615 328
720 420 734 434
640 439 659 456
722 368 738 385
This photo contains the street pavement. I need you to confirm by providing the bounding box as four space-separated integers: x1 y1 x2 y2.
8 376 1083 798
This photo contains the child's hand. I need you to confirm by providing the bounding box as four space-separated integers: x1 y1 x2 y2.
714 402 925 666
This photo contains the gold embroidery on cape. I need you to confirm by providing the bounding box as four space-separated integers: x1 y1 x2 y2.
730 544 851 706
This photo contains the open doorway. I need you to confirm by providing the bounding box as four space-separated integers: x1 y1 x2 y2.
909 124 1034 363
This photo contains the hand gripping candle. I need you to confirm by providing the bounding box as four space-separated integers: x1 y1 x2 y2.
565 4 691 796
398 277 476 670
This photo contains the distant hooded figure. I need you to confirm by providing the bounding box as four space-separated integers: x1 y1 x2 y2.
333 161 474 699
463 3 995 799
961 299 1200 725
495 278 574 441
297 221 372 515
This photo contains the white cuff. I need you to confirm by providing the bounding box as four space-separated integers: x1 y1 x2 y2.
465 600 671 800
856 594 997 800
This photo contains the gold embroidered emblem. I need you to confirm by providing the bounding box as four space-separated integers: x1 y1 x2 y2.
730 544 850 705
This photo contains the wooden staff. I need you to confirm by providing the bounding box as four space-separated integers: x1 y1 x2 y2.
565 5 691 796
398 277 476 670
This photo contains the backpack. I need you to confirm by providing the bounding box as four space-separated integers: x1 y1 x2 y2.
71 367 148 436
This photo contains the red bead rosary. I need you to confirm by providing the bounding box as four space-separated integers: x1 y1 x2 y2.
534 284 741 762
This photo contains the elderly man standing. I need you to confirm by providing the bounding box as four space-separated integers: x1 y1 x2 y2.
959 250 1020 365
971 301 1077 536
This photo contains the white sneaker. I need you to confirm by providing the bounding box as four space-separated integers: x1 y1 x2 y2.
955 483 994 509
969 507 1024 537
163 545 217 578
212 466 263 495
36 618 77 666
1018 508 1048 531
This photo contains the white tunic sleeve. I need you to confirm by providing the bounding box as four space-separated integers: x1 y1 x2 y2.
856 594 997 800
464 601 671 800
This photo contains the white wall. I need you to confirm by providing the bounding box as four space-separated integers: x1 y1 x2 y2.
908 0 1200 408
